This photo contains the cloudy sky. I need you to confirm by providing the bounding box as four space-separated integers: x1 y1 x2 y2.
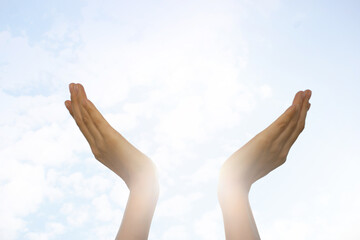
0 0 359 239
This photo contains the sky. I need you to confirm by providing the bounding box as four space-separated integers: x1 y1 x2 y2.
0 0 359 239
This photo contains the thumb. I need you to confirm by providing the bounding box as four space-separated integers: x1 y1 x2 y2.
64 100 74 117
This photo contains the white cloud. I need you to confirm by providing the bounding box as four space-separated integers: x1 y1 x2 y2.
194 207 224 240
156 192 203 219
161 225 190 240
0 163 46 239
59 172 112 199
25 222 65 240
0 31 67 93
92 194 116 222
60 202 89 227
93 224 120 240
259 84 273 98
109 181 129 210
260 188 360 240
0 1 314 239
181 157 222 185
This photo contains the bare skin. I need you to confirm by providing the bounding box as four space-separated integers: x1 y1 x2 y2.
218 89 312 240
64 83 311 239
65 83 159 240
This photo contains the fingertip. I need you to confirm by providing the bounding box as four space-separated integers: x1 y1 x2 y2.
74 83 79 93
295 90 302 98
80 83 85 93
301 91 305 99
65 100 74 117
292 91 304 105
64 100 71 110
77 83 88 98
69 83 74 93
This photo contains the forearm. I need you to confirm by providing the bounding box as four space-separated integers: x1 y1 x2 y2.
116 176 160 240
218 180 260 240
110 143 160 239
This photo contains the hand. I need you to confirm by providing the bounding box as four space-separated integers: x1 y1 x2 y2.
64 83 158 190
219 90 312 193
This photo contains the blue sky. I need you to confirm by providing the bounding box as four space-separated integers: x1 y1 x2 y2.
0 0 359 239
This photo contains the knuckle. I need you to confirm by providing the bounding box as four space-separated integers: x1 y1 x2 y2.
92 117 102 126
74 116 83 127
279 153 287 163
277 119 289 130
83 100 91 111
269 144 280 154
82 114 90 125
93 150 102 160
96 141 106 153
289 119 298 129
276 158 286 167
298 122 305 132
279 157 286 165
257 136 271 146
277 120 288 130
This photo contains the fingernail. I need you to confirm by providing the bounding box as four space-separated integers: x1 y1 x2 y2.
74 84 78 93
301 91 305 99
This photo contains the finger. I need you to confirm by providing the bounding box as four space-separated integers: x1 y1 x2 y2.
70 83 82 124
293 89 311 136
292 90 304 105
64 100 74 117
70 83 95 146
281 89 312 154
293 89 311 135
77 83 104 142
263 91 303 141
274 91 304 144
83 96 113 136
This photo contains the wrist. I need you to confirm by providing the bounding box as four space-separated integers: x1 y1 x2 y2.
219 166 252 193
127 161 160 197
218 172 253 207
